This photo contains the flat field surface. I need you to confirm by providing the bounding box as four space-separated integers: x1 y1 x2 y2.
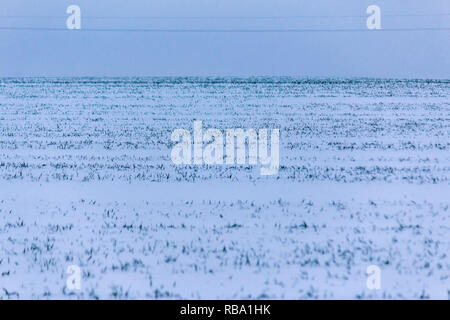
0 78 449 299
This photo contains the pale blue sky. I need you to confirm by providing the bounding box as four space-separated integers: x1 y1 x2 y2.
1 0 449 77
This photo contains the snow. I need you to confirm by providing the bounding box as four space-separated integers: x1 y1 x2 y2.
0 77 449 299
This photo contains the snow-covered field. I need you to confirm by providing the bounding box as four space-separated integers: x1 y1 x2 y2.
0 77 449 299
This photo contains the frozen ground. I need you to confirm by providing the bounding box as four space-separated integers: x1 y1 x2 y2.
0 78 449 299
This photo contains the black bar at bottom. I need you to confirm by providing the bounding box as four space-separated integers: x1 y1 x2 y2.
0 300 440 318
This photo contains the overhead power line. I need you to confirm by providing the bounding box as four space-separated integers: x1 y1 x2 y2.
0 13 449 19
0 27 449 32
